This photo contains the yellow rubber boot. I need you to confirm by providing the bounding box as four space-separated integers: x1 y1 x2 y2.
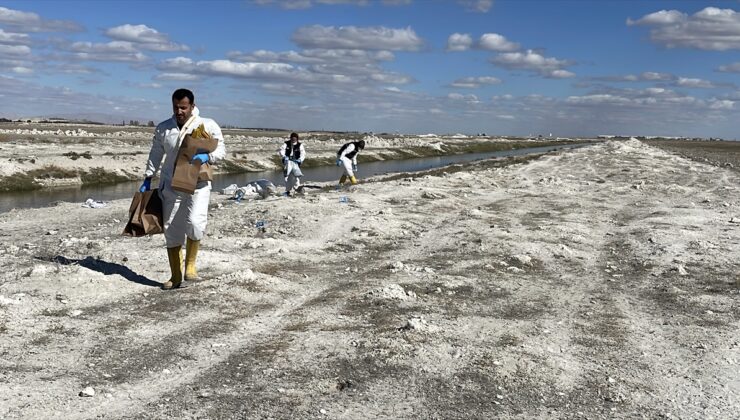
339 175 347 185
162 247 183 290
184 238 201 281
350 176 358 185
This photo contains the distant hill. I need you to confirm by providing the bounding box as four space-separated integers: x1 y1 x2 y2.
11 112 155 126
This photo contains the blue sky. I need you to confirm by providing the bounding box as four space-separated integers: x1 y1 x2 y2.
0 0 738 138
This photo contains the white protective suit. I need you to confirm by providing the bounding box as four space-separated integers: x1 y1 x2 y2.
278 141 306 194
144 107 226 247
337 142 360 178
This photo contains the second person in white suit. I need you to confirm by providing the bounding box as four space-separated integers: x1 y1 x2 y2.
278 132 306 196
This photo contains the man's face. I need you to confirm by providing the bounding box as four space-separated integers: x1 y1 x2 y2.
173 97 194 126
291 136 298 143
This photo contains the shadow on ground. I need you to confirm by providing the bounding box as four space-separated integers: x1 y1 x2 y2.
47 255 160 288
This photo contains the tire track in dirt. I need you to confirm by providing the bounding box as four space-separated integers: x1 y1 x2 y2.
560 140 740 418
43 274 332 420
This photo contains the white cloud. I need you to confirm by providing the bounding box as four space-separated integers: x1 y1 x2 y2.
65 41 148 62
627 7 740 50
252 0 415 8
292 25 423 51
566 94 632 105
549 70 575 79
154 72 201 81
450 76 501 88
158 57 352 85
644 87 669 95
478 33 519 52
0 28 31 45
458 0 493 13
641 71 673 81
0 6 83 33
447 92 479 102
229 48 394 65
0 76 159 122
591 72 725 89
590 71 674 82
139 82 163 89
0 44 31 56
676 77 714 88
627 10 685 26
225 46 411 88
446 33 473 52
10 66 32 74
718 62 740 73
370 72 413 84
709 99 734 110
170 59 300 79
105 24 189 52
53 63 104 75
252 0 371 8
491 49 574 78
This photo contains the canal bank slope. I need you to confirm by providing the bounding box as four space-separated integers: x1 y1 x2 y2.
0 139 737 418
0 123 578 192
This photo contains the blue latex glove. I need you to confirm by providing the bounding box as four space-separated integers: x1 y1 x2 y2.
352 164 358 172
335 159 342 167
282 157 289 165
293 158 303 165
139 178 151 193
191 153 209 164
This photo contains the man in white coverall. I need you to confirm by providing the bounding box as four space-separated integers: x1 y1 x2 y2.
336 139 365 186
278 132 306 196
139 88 226 290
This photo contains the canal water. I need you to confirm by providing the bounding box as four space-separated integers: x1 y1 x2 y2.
0 143 588 213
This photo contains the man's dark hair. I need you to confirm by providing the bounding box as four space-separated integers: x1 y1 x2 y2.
290 132 299 140
172 88 194 104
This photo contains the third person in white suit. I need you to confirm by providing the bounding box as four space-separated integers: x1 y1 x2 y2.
336 139 365 187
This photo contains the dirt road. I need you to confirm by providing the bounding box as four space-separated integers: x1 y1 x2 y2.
0 139 737 418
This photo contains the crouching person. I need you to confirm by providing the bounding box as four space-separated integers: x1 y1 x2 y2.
139 88 226 290
336 139 365 186
279 132 306 196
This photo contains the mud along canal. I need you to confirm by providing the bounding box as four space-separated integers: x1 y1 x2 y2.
0 143 588 213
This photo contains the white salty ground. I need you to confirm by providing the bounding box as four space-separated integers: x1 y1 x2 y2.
0 139 738 419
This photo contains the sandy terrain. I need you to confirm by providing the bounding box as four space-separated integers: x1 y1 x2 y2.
0 139 738 419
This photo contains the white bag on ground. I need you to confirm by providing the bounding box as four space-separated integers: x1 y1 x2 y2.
234 179 277 200
221 183 238 195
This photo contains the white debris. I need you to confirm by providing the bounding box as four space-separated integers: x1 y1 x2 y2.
79 387 95 397
369 284 417 301
0 295 18 306
389 261 404 271
676 265 688 276
422 191 445 199
400 316 438 332
511 254 532 266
